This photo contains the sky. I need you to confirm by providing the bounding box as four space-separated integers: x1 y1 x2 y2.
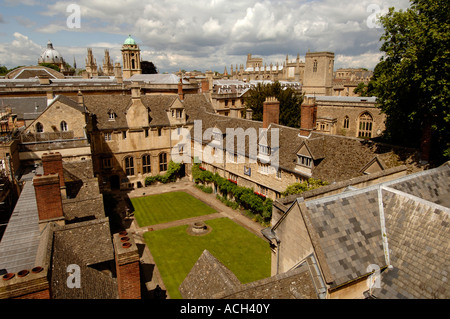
0 0 411 74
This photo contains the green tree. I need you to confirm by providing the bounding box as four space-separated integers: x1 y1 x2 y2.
39 63 60 72
0 65 8 76
282 178 328 197
371 0 450 161
245 81 304 128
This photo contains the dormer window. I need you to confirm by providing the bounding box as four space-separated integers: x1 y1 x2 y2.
259 144 271 156
172 109 183 119
108 111 116 121
297 155 312 167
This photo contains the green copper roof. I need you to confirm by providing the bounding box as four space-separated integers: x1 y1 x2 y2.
124 35 136 45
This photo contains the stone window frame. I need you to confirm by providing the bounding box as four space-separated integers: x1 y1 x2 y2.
36 122 44 133
124 156 135 176
104 132 112 142
358 112 373 138
343 116 350 129
297 155 312 168
60 121 68 132
142 154 151 174
159 152 168 172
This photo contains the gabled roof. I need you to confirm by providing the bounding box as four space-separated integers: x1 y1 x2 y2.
179 250 241 299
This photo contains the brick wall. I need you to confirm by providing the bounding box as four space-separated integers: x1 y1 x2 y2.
33 174 63 221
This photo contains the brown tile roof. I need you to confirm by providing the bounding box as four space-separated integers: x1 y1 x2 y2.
50 218 118 299
179 250 242 299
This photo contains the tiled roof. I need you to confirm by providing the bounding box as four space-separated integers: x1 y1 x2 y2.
304 189 386 287
180 250 319 299
50 218 118 299
0 182 40 274
179 250 242 299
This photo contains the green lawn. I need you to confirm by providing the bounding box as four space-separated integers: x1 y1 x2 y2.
144 218 271 299
132 191 217 227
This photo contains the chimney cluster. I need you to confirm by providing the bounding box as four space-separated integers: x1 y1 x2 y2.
299 96 317 137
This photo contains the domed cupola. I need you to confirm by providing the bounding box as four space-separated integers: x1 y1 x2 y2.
38 40 64 65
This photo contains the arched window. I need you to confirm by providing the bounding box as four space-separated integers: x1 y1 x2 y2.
159 152 168 172
142 154 151 174
313 60 318 73
60 121 68 131
343 116 350 129
124 156 134 176
131 59 135 69
36 122 44 133
358 112 373 138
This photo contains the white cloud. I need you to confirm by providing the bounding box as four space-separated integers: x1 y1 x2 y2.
0 0 412 72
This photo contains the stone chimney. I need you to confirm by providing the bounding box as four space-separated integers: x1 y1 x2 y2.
46 89 54 106
77 90 84 107
33 174 64 222
113 231 141 299
114 62 123 84
299 96 317 137
246 108 253 120
263 97 280 128
131 83 141 99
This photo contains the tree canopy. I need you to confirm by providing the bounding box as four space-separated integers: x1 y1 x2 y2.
370 0 449 161
141 61 158 74
244 81 304 128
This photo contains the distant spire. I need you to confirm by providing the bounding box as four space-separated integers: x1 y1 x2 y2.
73 56 77 69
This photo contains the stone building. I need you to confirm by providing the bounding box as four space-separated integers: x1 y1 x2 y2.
0 96 142 299
307 95 385 139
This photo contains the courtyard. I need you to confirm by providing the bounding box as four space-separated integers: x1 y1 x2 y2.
127 182 271 299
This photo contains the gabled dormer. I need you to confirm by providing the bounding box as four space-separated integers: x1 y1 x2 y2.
360 156 385 175
295 142 314 177
126 84 149 129
257 129 271 164
167 97 186 125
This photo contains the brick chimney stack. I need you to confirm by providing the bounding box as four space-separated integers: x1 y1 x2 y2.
201 79 210 93
113 231 141 299
33 174 63 222
178 78 184 101
42 152 66 198
300 96 317 137
263 97 280 128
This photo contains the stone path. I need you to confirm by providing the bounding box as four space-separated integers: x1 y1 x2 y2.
123 180 269 299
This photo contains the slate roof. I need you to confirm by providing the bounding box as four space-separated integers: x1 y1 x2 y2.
275 162 450 298
0 182 40 274
0 97 47 121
